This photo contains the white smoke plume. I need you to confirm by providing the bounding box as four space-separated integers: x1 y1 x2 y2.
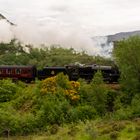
1 0 140 56
0 18 111 56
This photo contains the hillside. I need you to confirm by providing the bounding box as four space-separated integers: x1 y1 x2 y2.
107 30 140 42
91 30 140 56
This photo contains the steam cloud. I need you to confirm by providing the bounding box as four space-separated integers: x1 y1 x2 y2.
0 18 110 56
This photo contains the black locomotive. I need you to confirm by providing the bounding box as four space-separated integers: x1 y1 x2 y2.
0 64 120 83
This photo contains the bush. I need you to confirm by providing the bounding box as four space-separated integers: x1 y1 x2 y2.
19 113 37 135
56 73 70 89
40 74 80 104
79 71 111 116
110 131 119 140
113 107 132 120
38 93 71 125
130 94 140 117
90 71 108 115
67 105 97 122
0 79 18 102
113 36 140 93
106 90 118 112
133 133 140 140
0 108 21 136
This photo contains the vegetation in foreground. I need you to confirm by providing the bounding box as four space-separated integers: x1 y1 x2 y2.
0 36 140 139
1 119 140 140
0 71 140 139
0 72 106 136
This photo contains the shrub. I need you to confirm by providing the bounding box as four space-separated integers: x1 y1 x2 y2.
38 93 71 125
40 74 80 103
56 73 70 89
113 36 140 93
131 94 140 117
113 107 132 120
111 122 126 131
40 76 57 94
79 71 109 116
133 133 140 140
19 113 37 135
110 131 119 140
67 105 97 122
106 90 118 112
0 79 18 102
0 108 21 136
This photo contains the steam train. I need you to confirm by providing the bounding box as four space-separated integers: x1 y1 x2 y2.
0 64 120 83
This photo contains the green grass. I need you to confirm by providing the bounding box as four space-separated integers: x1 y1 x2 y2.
1 119 140 140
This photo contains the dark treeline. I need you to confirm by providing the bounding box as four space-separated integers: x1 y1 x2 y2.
0 39 114 68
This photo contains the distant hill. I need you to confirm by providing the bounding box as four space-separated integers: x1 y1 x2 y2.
107 30 140 42
91 30 140 56
0 13 15 25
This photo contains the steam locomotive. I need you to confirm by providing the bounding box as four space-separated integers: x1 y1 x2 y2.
0 64 119 83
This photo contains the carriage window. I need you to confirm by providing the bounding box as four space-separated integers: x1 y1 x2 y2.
7 69 12 74
28 69 31 73
0 69 2 74
16 69 21 74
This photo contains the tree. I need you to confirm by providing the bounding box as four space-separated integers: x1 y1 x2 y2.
0 39 114 67
113 36 140 92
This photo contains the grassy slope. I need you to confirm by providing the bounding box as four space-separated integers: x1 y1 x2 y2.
0 77 139 140
1 119 140 140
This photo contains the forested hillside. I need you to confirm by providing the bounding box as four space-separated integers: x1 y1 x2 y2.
0 39 113 68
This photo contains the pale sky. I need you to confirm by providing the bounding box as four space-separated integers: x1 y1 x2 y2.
0 0 140 55
1 0 140 35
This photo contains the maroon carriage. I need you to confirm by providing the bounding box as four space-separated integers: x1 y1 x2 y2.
0 65 37 82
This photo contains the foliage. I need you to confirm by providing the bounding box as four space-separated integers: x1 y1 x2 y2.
113 36 140 92
0 73 140 136
0 39 113 68
1 38 140 136
67 105 97 122
130 94 140 117
0 79 18 102
79 71 108 115
40 73 80 103
90 71 108 115
40 76 57 94
2 38 140 137
112 92 140 120
3 119 140 140
0 108 21 136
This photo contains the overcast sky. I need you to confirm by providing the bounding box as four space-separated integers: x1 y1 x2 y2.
1 0 140 35
0 0 140 55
